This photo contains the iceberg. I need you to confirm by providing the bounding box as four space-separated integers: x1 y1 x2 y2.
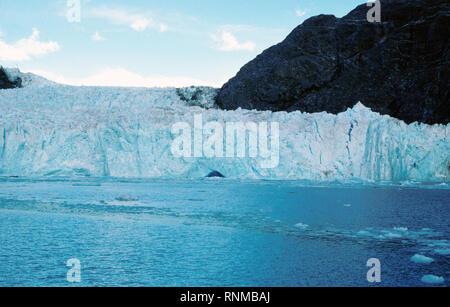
0 70 448 181
294 223 309 230
421 275 445 284
435 249 450 256
410 254 434 264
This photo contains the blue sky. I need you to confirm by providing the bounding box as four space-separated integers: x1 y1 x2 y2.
0 0 364 87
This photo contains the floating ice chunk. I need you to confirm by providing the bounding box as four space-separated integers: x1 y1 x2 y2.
357 230 373 237
394 227 408 232
421 275 445 284
435 249 450 256
428 240 450 247
294 223 309 230
356 230 385 239
383 232 402 239
343 204 352 207
115 195 139 202
410 254 434 264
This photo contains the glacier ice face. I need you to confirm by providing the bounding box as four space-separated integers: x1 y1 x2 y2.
3 68 57 88
0 73 448 181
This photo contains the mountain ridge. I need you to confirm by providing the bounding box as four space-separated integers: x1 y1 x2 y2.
216 0 449 125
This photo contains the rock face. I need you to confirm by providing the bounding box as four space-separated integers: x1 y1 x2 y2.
176 86 218 109
216 0 449 125
0 67 22 89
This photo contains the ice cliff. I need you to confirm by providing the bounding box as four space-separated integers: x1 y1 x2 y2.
0 70 448 181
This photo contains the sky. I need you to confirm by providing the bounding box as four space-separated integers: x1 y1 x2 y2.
0 0 365 87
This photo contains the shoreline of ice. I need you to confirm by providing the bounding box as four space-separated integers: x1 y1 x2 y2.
0 69 449 181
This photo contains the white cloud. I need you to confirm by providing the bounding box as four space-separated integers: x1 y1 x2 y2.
92 31 105 41
89 7 168 33
211 31 255 52
159 24 168 32
131 18 150 32
296 9 307 18
0 28 60 62
26 68 218 88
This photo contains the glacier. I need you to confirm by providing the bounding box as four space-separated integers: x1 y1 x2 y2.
0 70 448 182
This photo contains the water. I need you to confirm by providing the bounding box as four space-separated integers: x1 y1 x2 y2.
0 178 448 287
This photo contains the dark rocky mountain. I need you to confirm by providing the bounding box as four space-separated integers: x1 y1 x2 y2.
0 67 22 89
216 0 449 124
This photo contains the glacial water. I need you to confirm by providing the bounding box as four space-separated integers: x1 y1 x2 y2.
0 178 448 287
